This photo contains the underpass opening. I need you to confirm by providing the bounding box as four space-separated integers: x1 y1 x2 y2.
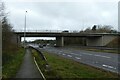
21 37 56 46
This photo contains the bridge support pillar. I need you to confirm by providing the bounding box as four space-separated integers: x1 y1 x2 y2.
56 37 64 47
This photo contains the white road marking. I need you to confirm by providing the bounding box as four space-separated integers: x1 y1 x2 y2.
93 61 98 64
67 55 72 57
77 54 82 56
95 61 98 63
50 49 112 59
71 53 82 56
60 51 63 53
73 54 78 55
58 52 61 54
94 55 111 58
102 64 116 69
70 53 74 54
75 57 81 60
79 54 82 56
62 54 66 55
82 53 92 55
87 54 93 55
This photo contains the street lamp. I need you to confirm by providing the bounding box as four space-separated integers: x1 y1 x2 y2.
24 11 27 48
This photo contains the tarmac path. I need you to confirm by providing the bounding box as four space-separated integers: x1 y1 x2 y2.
16 48 43 79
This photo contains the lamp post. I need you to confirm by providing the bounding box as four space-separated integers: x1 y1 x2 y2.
24 11 27 48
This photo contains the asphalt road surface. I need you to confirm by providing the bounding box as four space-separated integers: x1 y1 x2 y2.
40 46 120 74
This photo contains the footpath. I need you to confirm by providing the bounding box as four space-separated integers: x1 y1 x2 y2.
16 48 43 79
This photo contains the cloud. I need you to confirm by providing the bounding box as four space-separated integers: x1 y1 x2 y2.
3 0 120 2
4 1 118 32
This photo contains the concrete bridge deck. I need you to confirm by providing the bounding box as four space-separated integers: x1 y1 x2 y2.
15 32 118 37
14 31 119 47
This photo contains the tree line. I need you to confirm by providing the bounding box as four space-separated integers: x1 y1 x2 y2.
80 25 117 33
1 1 18 65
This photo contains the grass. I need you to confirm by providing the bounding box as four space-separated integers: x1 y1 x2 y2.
32 50 60 79
2 48 25 78
42 51 118 79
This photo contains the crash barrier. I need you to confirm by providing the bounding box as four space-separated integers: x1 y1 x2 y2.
28 46 51 80
27 46 51 70
28 46 47 61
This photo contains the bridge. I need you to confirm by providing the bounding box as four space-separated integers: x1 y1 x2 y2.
14 30 118 47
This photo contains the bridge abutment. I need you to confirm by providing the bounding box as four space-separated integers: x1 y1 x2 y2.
86 37 102 46
86 35 117 46
101 35 117 46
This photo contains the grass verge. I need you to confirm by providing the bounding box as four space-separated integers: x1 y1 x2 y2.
32 50 60 79
2 48 25 78
43 51 118 78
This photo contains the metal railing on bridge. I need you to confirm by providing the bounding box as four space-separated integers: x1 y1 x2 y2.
14 30 80 33
14 30 119 35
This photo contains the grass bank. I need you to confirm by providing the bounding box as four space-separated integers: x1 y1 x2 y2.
32 50 60 79
43 52 118 78
33 50 118 79
2 48 25 78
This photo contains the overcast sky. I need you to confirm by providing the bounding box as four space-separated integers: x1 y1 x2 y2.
2 0 119 41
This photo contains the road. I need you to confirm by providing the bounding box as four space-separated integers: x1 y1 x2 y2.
40 46 120 74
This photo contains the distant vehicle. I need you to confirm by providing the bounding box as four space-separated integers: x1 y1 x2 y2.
54 44 56 47
43 44 46 47
46 43 50 46
39 45 43 48
62 30 69 33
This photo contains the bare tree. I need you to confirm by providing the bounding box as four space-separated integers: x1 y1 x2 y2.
82 25 116 33
92 25 97 31
1 1 18 54
84 27 91 33
0 1 5 21
97 25 113 33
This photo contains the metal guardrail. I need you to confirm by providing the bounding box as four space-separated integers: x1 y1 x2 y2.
14 30 120 35
28 46 47 61
27 46 47 80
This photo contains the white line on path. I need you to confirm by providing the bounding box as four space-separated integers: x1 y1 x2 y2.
34 57 46 80
75 57 81 60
